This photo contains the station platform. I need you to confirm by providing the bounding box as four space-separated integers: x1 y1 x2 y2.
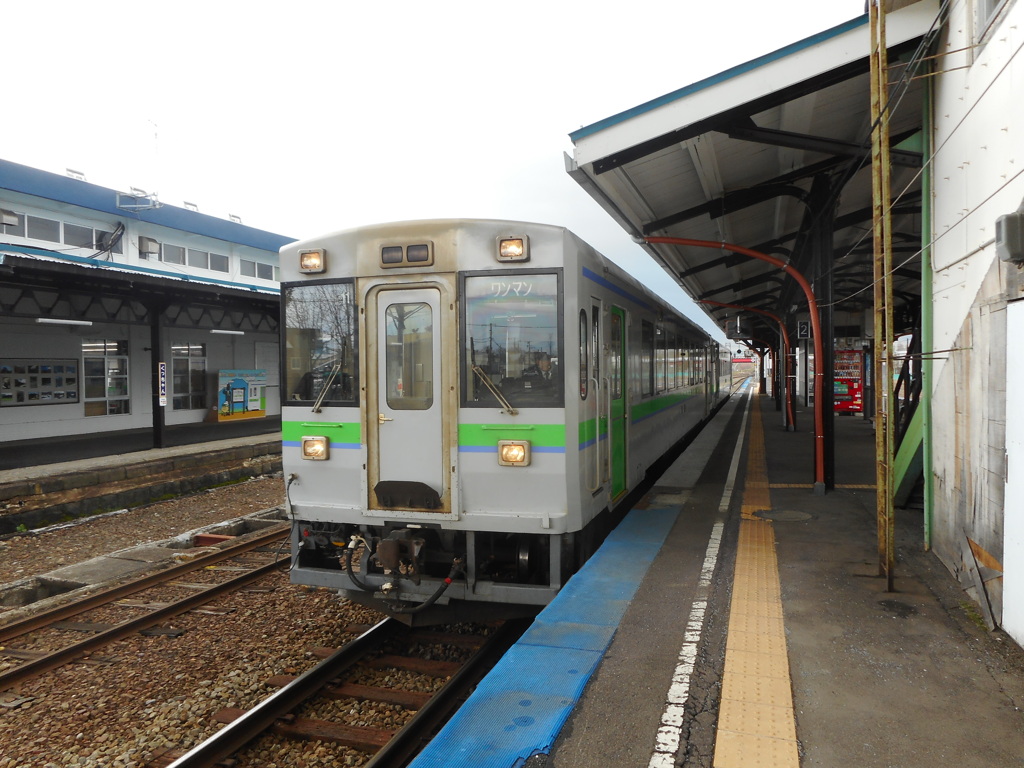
0 419 281 535
0 417 281 473
411 387 1024 768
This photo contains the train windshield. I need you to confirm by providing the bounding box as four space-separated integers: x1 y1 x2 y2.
282 281 358 406
463 272 562 408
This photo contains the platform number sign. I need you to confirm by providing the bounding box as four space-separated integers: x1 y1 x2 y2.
158 362 167 407
797 320 811 339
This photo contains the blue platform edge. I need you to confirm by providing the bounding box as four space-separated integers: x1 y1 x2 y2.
408 506 679 768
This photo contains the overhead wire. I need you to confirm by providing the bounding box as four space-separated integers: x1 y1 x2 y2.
827 163 1024 307
821 10 1024 309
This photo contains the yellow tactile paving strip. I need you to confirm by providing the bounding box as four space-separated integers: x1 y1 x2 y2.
713 398 800 768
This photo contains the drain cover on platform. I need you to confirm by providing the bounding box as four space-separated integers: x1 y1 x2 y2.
755 509 814 522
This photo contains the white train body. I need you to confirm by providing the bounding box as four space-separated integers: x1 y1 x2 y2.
280 219 729 622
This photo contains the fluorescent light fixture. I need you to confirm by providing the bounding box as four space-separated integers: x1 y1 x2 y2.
210 329 245 335
36 318 93 327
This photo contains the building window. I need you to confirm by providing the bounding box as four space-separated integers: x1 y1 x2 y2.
27 215 60 243
95 227 124 255
979 0 1006 31
82 339 130 417
162 244 186 265
187 250 230 273
240 259 275 280
187 249 209 269
210 253 229 273
64 223 95 248
64 222 125 254
3 209 123 253
171 342 208 410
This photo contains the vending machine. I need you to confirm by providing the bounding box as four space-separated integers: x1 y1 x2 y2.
834 350 864 413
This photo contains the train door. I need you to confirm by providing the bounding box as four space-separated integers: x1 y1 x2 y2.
367 286 448 512
586 299 604 493
609 306 628 498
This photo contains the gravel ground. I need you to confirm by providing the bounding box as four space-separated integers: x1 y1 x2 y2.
0 473 403 768
0 475 286 587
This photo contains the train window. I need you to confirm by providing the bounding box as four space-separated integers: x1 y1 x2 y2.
667 330 677 390
609 311 622 400
641 320 654 397
463 272 562 408
579 310 588 400
671 335 679 391
656 323 666 394
384 302 433 410
282 282 358 406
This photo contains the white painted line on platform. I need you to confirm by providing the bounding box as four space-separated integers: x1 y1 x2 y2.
648 389 751 767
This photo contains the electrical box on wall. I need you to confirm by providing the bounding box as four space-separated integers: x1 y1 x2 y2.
997 208 1024 265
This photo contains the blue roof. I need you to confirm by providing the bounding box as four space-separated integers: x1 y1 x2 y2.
569 14 866 144
0 157 295 253
0 243 279 296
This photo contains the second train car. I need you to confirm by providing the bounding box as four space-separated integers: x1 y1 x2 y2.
280 219 730 623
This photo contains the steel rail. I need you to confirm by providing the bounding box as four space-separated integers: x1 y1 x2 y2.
163 618 529 768
0 545 287 692
0 523 288 642
164 618 406 768
363 617 529 768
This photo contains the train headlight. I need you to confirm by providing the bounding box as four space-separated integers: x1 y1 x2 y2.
298 248 326 273
497 236 529 262
497 440 531 467
301 436 329 461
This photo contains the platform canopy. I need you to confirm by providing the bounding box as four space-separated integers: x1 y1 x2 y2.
566 0 940 346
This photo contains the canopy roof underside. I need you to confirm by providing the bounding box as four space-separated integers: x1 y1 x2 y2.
567 1 940 343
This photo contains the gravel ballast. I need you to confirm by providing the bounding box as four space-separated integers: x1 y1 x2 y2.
0 474 398 768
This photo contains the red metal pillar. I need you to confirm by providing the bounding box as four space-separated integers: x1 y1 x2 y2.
700 300 796 431
645 236 826 492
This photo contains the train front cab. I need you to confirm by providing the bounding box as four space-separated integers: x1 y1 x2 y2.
282 225 588 622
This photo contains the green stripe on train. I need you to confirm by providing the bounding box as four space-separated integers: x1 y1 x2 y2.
578 417 606 446
630 390 698 421
458 423 566 448
282 421 362 443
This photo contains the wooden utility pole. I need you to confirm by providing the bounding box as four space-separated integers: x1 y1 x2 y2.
869 0 896 590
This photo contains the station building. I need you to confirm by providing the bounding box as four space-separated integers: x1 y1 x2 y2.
0 158 294 450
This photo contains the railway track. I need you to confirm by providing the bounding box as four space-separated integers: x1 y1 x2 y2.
152 617 530 768
0 524 289 692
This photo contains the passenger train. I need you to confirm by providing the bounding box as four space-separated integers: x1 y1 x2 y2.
280 219 731 623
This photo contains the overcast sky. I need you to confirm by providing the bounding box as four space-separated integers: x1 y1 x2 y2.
3 1 864 337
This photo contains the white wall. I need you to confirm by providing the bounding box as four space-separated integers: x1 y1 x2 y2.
1004 300 1024 645
929 0 1024 631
